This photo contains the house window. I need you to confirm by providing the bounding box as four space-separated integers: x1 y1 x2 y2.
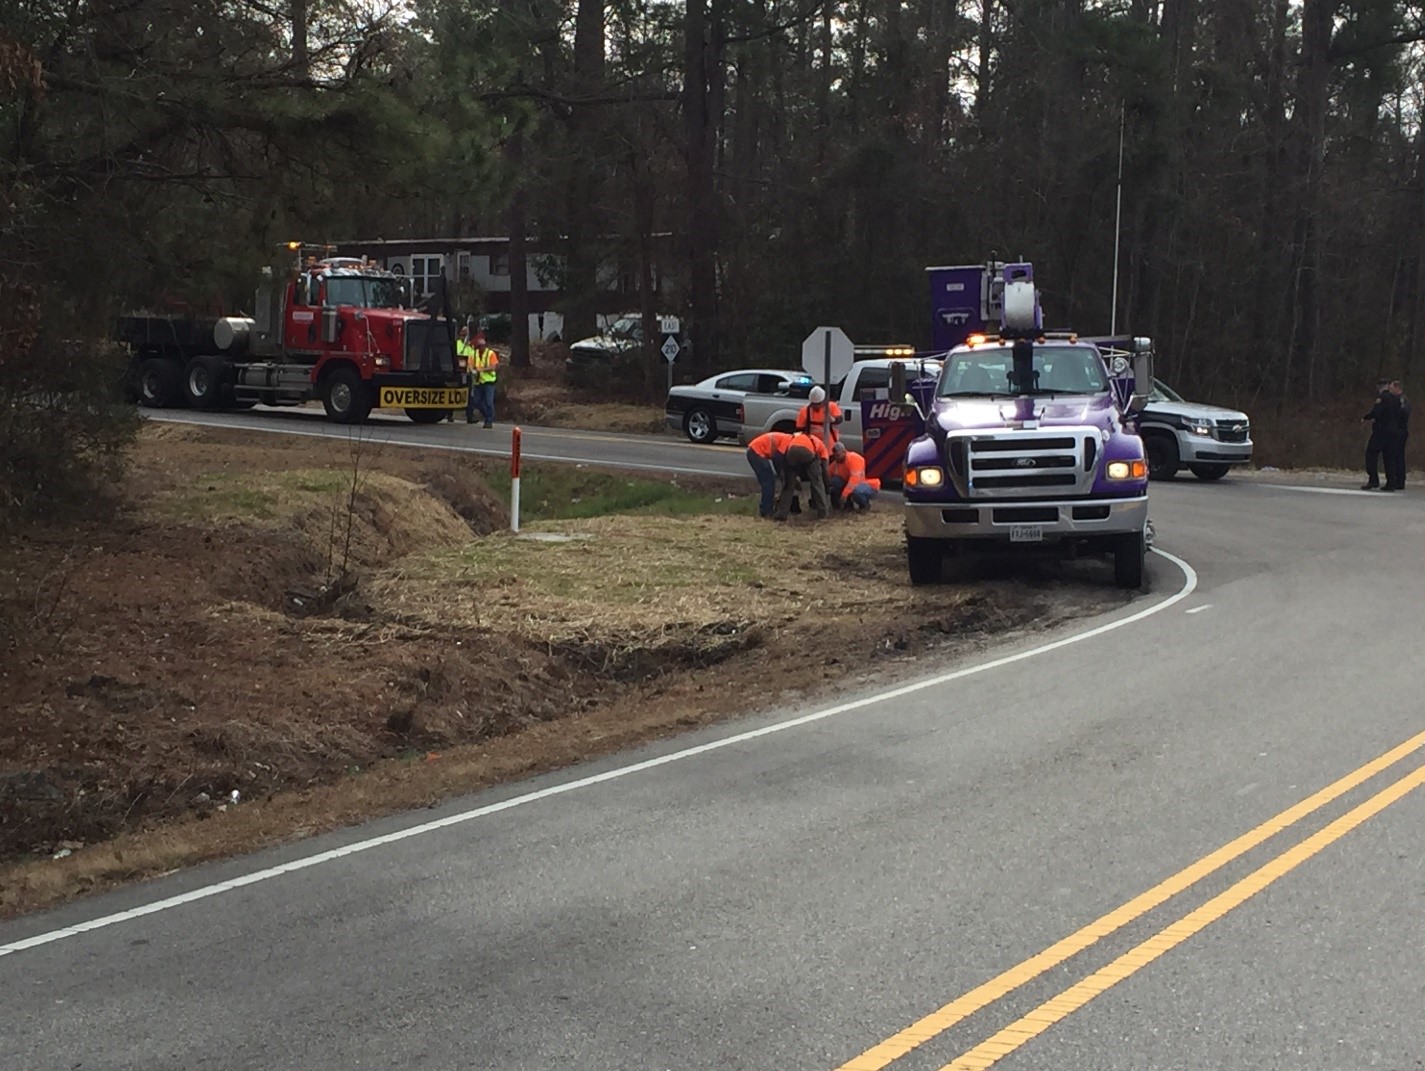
489 252 510 276
410 255 443 297
457 252 471 281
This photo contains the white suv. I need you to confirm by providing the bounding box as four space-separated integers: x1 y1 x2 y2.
1138 379 1252 481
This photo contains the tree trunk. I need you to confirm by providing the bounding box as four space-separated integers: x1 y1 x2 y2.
507 128 530 370
562 0 606 343
291 0 308 80
683 0 722 372
1286 0 1337 399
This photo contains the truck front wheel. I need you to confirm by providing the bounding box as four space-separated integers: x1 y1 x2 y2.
906 536 943 585
1114 530 1147 590
406 408 450 424
136 357 182 408
183 356 228 410
321 368 373 424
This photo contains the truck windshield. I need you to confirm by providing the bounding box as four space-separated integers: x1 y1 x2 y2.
938 344 1108 397
324 276 407 309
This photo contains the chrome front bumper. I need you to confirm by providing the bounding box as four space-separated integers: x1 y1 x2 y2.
1179 430 1253 464
905 495 1148 540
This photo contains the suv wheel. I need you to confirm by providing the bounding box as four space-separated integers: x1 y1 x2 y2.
1190 463 1231 481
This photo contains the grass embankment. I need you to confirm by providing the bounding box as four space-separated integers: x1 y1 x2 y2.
0 424 1121 918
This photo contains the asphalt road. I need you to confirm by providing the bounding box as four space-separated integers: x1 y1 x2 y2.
146 406 755 480
4 418 1424 1070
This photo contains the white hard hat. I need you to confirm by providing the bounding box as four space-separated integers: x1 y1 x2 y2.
809 386 827 404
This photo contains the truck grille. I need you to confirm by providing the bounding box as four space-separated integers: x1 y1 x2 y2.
404 319 457 374
946 428 1100 499
1212 420 1250 444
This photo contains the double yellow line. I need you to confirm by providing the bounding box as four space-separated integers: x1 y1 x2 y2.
837 729 1425 1071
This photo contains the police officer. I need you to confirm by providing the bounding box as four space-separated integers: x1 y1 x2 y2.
1361 377 1393 490
1383 379 1410 491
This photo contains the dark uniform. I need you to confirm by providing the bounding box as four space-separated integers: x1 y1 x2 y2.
1362 385 1394 489
1384 390 1410 491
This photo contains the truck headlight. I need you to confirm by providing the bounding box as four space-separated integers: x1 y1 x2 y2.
905 466 944 488
1187 420 1212 436
374 355 391 368
1107 460 1147 480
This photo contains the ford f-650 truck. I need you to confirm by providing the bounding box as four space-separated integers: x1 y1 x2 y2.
902 262 1153 589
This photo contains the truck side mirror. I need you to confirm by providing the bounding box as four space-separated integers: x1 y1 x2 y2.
890 361 907 402
1127 346 1153 415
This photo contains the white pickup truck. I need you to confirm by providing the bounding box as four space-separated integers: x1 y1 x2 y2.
737 354 942 451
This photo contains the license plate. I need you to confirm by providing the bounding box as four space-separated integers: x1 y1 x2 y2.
377 386 467 409
1009 524 1044 543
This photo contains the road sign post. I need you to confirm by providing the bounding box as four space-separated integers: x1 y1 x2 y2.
801 326 855 451
659 316 682 392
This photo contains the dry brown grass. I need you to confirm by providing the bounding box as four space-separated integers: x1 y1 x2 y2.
0 424 1126 920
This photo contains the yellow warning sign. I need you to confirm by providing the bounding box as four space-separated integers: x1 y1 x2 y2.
378 386 467 409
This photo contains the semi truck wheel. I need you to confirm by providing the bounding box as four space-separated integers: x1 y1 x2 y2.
683 406 716 444
1190 463 1230 481
183 356 228 410
906 536 943 585
321 368 373 424
406 408 449 424
136 358 181 408
1144 434 1179 480
1114 530 1146 590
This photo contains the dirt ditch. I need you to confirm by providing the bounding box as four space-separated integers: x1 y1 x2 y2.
0 425 1128 917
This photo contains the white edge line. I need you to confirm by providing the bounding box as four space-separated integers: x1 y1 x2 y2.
1 548 1197 958
1259 483 1384 497
146 412 739 480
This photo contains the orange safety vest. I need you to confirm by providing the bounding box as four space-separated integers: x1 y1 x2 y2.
828 450 881 501
787 431 829 460
796 401 843 442
749 431 792 460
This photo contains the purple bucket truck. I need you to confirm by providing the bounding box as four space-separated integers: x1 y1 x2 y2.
902 262 1154 589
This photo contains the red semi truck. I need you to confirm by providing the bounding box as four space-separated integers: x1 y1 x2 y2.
117 243 468 424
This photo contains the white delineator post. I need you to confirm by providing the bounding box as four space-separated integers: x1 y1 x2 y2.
510 426 522 533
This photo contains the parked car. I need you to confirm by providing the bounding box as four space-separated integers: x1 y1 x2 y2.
1138 378 1253 480
665 368 815 444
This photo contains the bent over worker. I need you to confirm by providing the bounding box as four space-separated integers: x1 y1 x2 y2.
466 331 500 427
795 386 843 445
746 430 792 518
828 442 881 511
774 430 830 520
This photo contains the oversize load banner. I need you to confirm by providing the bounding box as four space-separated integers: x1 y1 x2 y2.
378 386 468 408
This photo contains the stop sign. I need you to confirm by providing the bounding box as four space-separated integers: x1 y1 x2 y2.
801 326 855 386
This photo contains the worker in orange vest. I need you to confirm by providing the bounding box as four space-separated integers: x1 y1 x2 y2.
828 442 882 511
774 430 830 520
746 430 792 518
796 385 843 445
